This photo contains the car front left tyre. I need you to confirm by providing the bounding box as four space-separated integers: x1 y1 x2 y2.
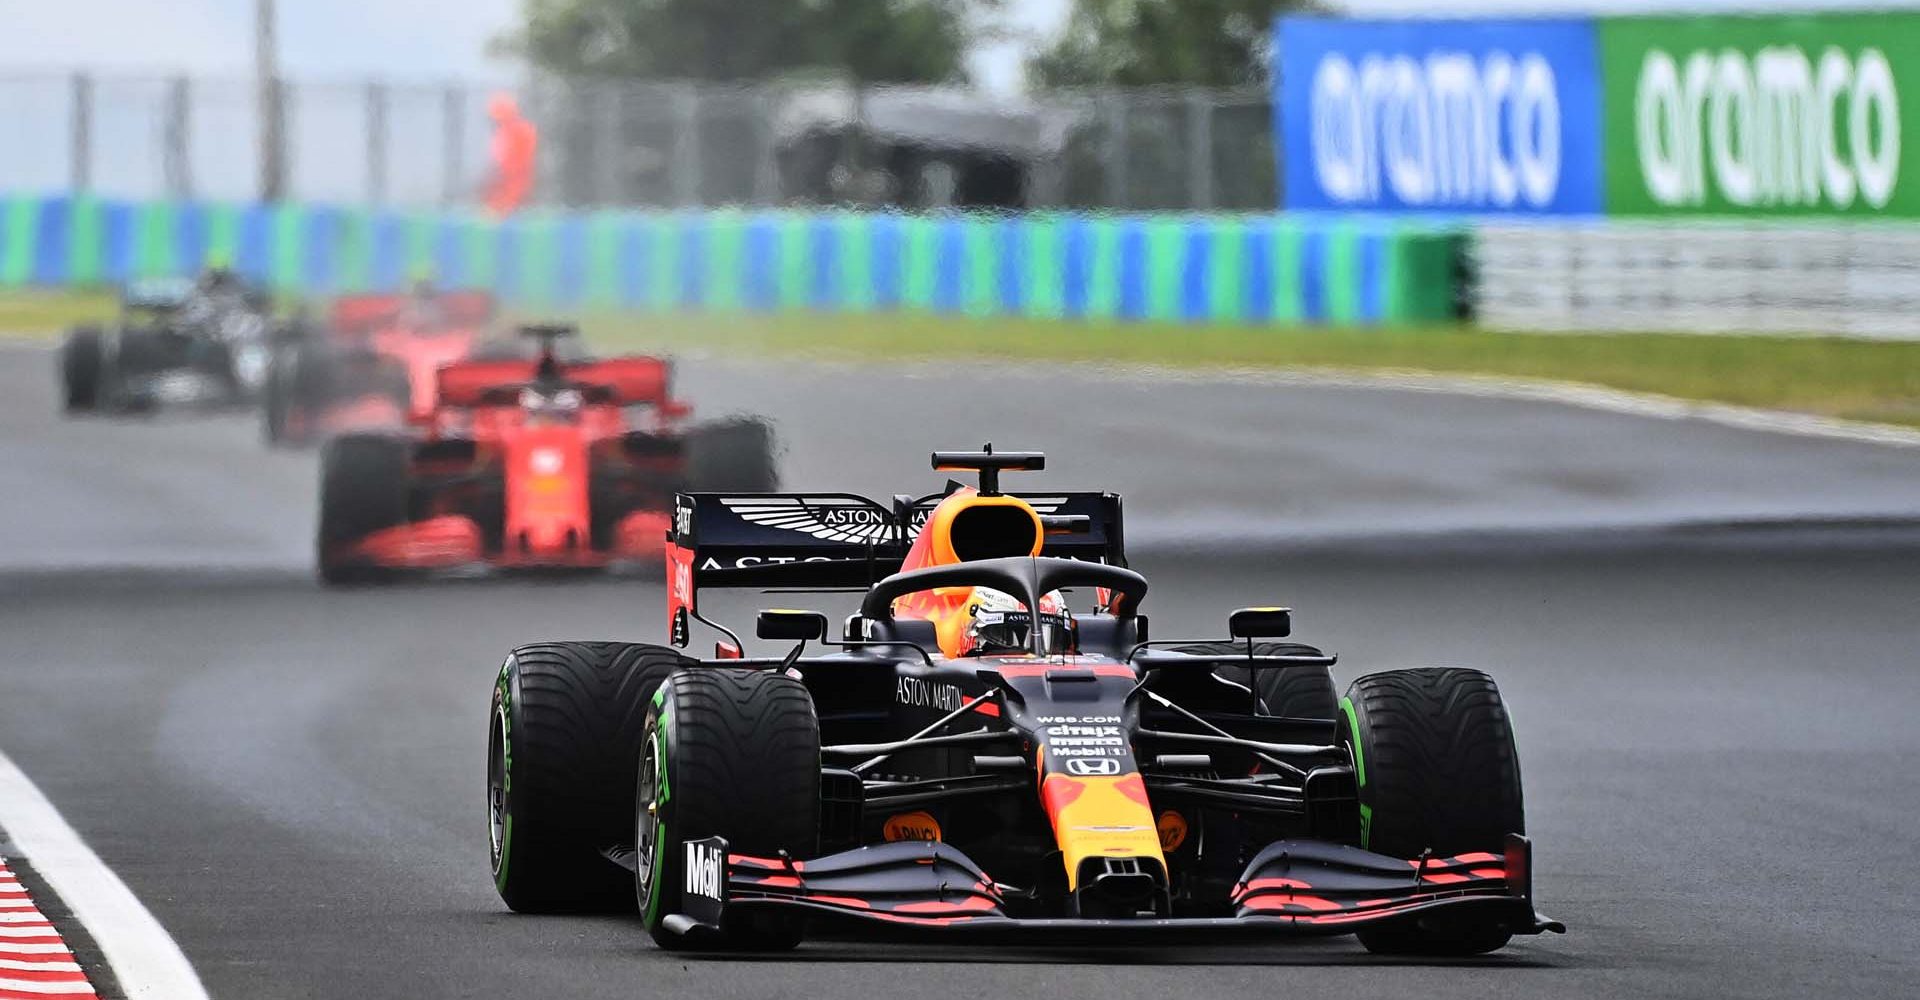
489 641 692 913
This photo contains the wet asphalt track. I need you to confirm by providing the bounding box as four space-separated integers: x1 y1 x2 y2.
2 341 1919 998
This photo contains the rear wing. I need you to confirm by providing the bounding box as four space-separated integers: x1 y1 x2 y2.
665 490 1125 648
433 356 674 409
122 278 193 312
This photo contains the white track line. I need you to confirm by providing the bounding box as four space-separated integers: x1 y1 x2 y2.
0 751 207 1000
1032 363 1920 450
736 352 1920 451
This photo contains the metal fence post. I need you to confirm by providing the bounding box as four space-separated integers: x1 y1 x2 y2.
671 82 701 207
443 83 465 206
1028 94 1068 209
1186 90 1214 211
1102 90 1128 210
597 82 623 206
1271 64 1287 208
752 84 780 206
70 72 93 193
164 76 192 199
260 78 288 202
367 82 389 205
256 0 286 202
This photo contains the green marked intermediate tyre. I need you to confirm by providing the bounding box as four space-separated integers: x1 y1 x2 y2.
1339 667 1525 956
488 641 692 914
636 668 819 951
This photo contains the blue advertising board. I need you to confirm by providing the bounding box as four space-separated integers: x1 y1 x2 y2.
1277 17 1604 214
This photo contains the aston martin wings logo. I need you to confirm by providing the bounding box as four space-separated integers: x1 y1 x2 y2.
719 496 1069 545
720 497 898 544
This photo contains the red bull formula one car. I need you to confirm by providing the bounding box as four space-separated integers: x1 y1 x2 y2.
264 288 509 446
484 449 1562 954
317 325 775 583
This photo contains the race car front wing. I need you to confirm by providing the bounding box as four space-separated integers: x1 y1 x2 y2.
662 835 1565 944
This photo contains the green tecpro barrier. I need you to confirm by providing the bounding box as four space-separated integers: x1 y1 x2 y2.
0 194 1462 326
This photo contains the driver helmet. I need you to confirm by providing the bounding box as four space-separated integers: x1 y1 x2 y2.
403 279 443 329
958 588 1074 657
518 384 583 419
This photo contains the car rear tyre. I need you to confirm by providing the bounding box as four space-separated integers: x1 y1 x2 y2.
262 349 295 445
316 434 411 584
1340 667 1524 956
686 418 779 492
489 642 692 913
60 327 105 411
637 668 819 951
1177 642 1337 720
264 340 329 446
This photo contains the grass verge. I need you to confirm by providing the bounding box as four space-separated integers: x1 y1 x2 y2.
577 311 1920 430
0 288 118 337
4 288 1915 429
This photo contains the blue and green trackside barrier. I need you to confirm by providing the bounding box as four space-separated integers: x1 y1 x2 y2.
0 193 1463 326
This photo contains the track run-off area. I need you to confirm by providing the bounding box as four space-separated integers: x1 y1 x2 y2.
1 341 1918 998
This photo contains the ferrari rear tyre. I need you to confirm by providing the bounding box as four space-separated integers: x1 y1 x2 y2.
60 327 104 411
636 668 818 950
686 418 779 493
1178 642 1338 720
489 642 692 913
316 434 410 584
1340 667 1524 956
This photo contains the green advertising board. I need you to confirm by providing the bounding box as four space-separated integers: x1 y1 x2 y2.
1601 13 1919 216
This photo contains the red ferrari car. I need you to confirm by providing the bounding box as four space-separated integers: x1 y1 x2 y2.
264 289 509 446
315 325 776 584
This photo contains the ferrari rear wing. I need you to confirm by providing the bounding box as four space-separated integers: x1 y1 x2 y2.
434 356 673 409
665 490 1125 648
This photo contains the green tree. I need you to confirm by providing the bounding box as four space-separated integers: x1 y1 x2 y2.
1029 0 1313 88
510 0 996 84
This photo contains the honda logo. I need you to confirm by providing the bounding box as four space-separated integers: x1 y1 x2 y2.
1065 757 1122 776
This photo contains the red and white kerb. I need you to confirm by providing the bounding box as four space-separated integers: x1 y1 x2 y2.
0 858 98 999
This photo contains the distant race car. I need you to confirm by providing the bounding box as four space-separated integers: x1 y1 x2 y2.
316 324 776 583
60 273 276 413
484 449 1563 955
263 288 507 446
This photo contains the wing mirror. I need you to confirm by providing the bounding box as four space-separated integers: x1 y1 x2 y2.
1228 607 1292 639
757 610 829 642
